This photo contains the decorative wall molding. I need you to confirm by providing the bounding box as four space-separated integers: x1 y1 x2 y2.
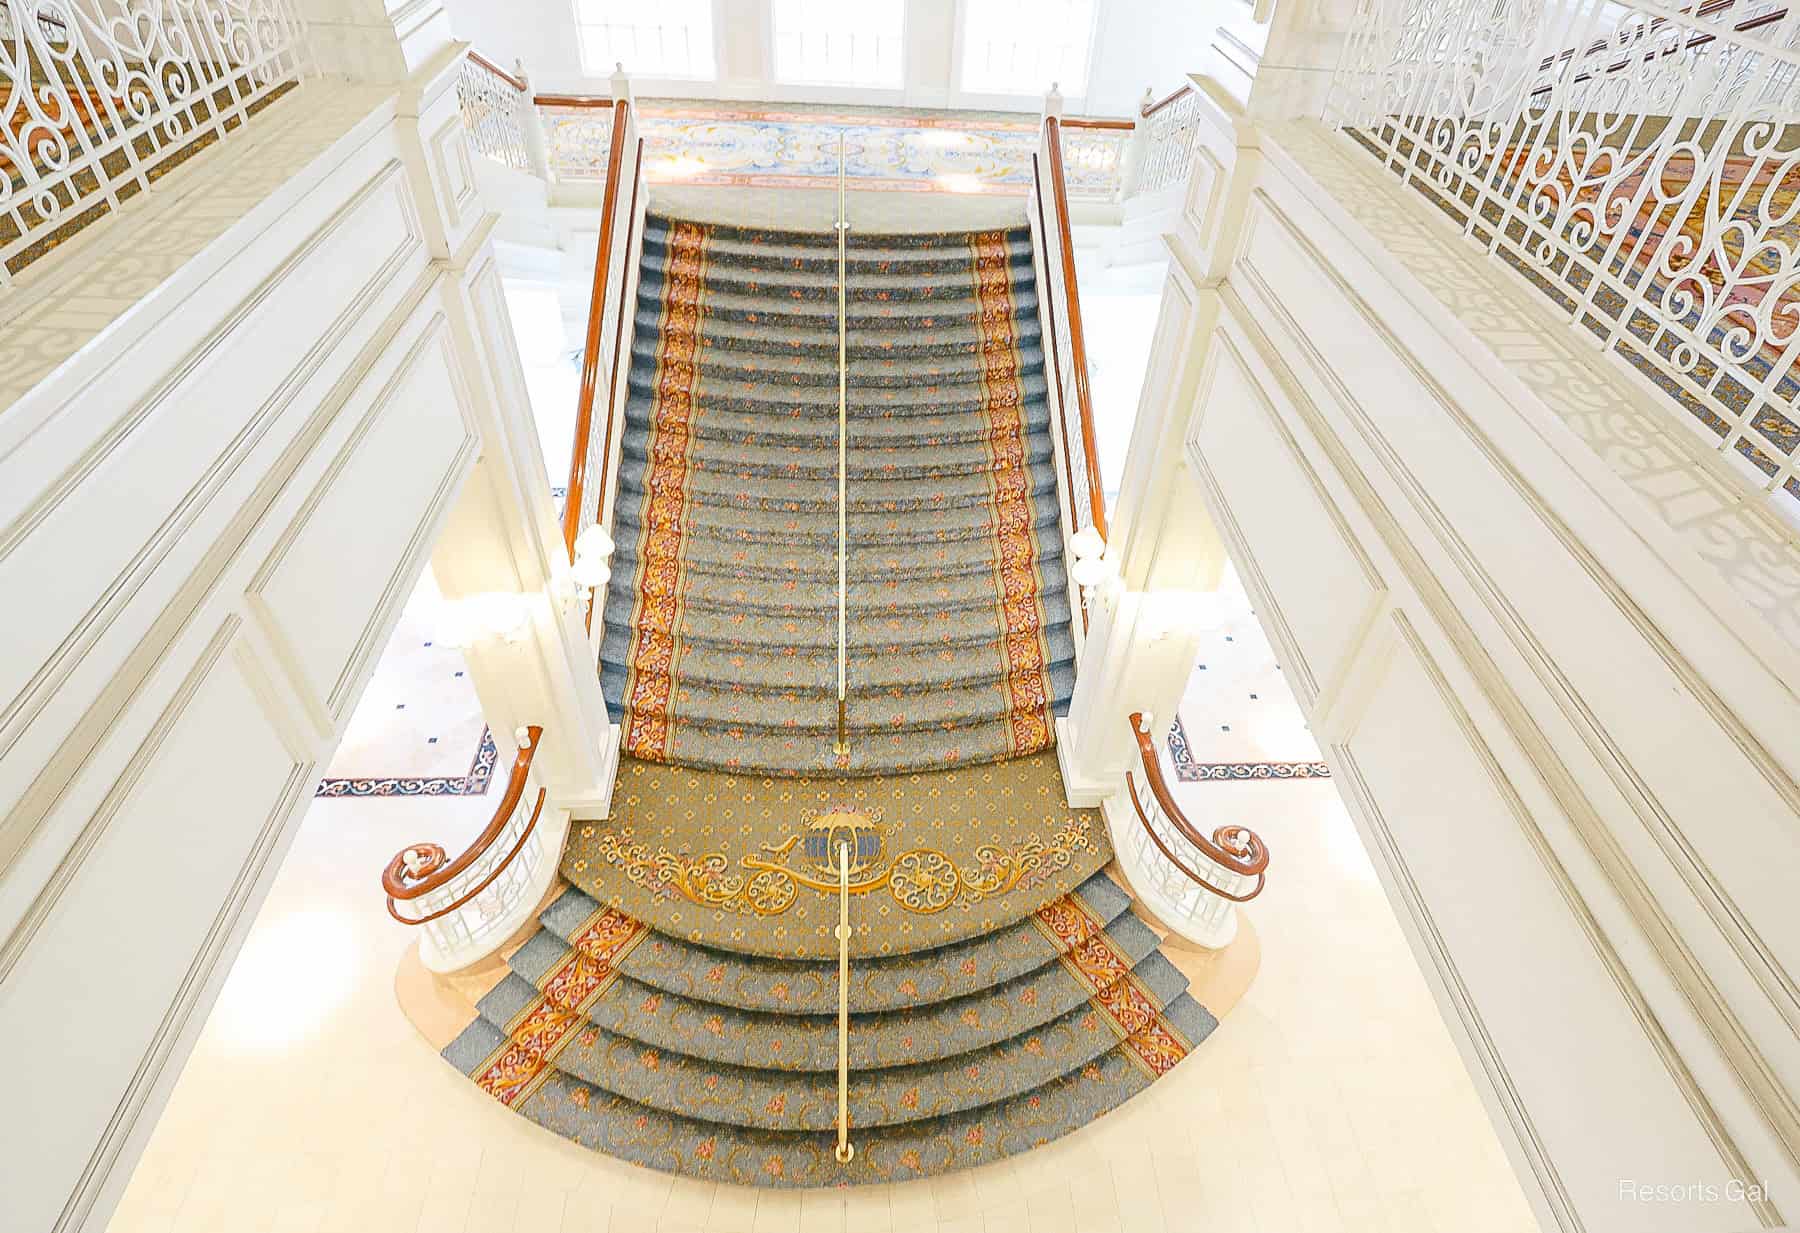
1202 154 1798 1217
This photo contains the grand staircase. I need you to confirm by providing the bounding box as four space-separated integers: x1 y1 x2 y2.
426 204 1231 1188
600 213 1077 777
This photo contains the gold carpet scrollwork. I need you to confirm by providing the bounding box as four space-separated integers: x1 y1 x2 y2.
591 806 1098 918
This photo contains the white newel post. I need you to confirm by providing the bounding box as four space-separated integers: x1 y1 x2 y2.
517 58 555 182
1056 570 1211 807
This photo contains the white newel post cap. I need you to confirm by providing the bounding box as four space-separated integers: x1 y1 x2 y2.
515 726 533 750
1070 526 1106 561
1042 83 1064 121
611 62 633 104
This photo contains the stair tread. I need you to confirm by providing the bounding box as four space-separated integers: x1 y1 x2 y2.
475 945 1186 1130
607 711 1058 776
446 997 1213 1186
535 872 1133 1015
497 910 1169 1077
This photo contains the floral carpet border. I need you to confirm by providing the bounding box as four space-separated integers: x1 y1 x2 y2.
313 727 498 798
1167 715 1331 783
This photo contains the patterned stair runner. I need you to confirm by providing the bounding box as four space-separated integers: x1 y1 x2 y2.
600 214 1075 777
445 872 1217 1186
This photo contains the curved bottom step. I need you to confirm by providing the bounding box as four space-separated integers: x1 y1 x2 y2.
397 888 1260 1189
442 1000 1214 1187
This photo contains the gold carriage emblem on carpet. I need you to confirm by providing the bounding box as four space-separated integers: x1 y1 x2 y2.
588 808 1098 919
801 805 884 880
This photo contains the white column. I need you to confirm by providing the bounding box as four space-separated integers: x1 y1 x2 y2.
1057 575 1211 807
517 59 555 182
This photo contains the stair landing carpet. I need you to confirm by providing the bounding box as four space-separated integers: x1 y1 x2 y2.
565 751 1109 959
600 213 1076 778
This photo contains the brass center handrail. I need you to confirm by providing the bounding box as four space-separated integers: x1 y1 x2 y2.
834 132 850 758
833 840 854 1163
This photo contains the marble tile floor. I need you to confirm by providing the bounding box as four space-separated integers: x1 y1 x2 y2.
103 567 1540 1233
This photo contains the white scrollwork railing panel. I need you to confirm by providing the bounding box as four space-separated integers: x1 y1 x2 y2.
455 53 529 172
0 0 309 285
1138 90 1202 195
1062 126 1130 200
1329 0 1800 504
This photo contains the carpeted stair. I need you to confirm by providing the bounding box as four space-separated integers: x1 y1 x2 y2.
599 214 1076 777
444 870 1218 1186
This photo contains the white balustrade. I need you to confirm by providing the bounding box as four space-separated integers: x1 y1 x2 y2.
1060 123 1132 200
1115 713 1268 949
0 0 310 286
1329 0 1800 502
384 726 566 973
455 50 531 172
1135 86 1202 195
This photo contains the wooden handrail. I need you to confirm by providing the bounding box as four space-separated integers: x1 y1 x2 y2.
382 725 544 903
1042 115 1109 539
562 98 633 579
1127 712 1269 899
1062 116 1136 131
533 94 616 109
599 136 645 538
467 48 527 93
1141 83 1195 117
384 787 547 925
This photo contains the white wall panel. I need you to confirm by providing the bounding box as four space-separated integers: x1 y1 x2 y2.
1173 139 1800 1229
1336 616 1741 1229
249 320 473 735
0 97 487 1232
1188 331 1384 706
0 622 308 1233
0 160 425 875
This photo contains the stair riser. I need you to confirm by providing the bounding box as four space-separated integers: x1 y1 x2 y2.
630 307 1043 363
657 292 1042 332
614 456 1060 514
622 400 1052 450
534 873 1136 1018
628 342 1047 390
601 651 1076 707
641 229 1034 275
624 372 1052 417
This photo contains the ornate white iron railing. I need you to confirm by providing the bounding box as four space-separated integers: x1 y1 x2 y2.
1060 119 1133 200
1329 0 1800 503
383 725 560 972
1136 84 1203 194
1121 712 1269 949
0 0 309 286
455 49 530 173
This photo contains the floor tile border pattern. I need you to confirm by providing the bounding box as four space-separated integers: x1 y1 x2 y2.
1167 715 1331 783
313 727 498 798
